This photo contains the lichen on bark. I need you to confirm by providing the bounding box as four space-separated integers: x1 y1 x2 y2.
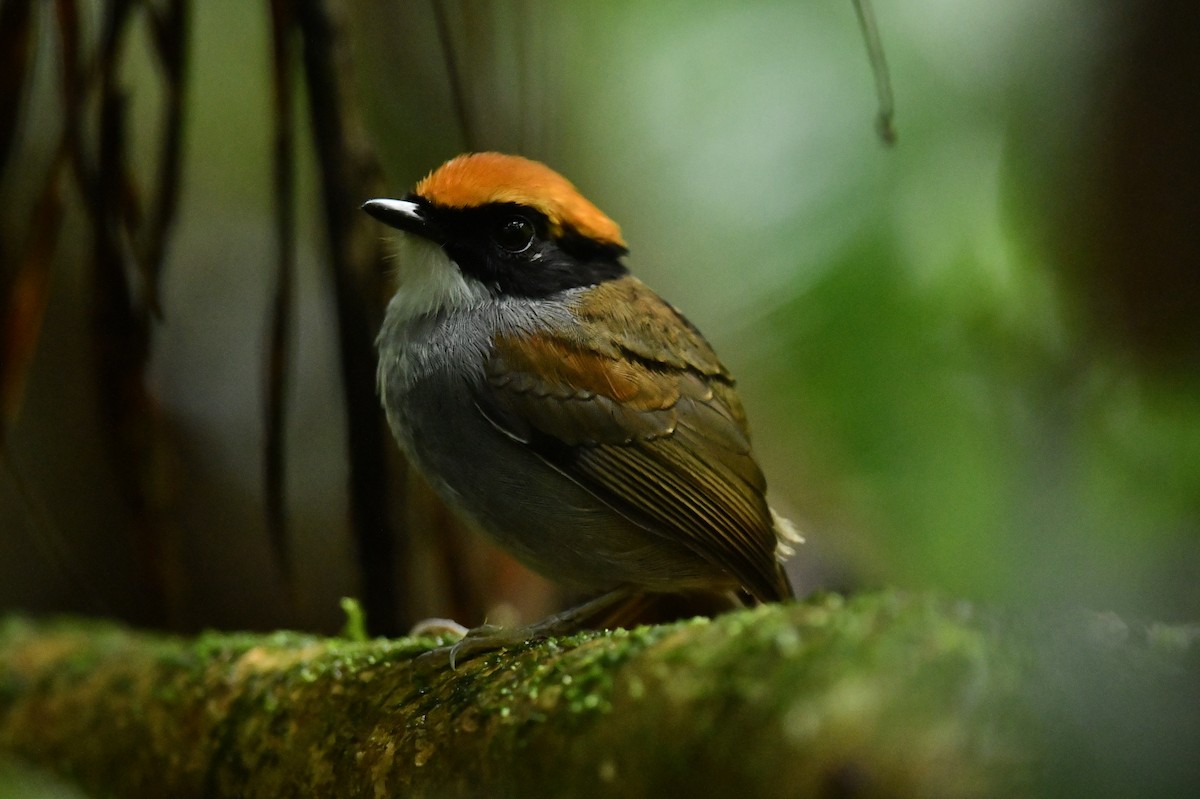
1 592 1195 798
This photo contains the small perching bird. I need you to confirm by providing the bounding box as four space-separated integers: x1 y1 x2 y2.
364 153 799 661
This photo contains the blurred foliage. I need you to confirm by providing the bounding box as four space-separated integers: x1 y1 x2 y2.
0 0 1197 795
0 755 90 799
0 0 1196 640
351 0 1200 622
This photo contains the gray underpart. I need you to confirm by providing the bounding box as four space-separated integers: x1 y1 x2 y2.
376 294 732 593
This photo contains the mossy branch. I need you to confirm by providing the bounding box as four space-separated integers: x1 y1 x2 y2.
1 593 1195 798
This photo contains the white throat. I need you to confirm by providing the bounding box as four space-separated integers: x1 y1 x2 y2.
384 232 489 323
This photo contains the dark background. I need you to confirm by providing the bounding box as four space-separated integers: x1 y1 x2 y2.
1 0 1196 667
2 2 1199 796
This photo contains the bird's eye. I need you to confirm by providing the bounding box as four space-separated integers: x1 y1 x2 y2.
493 216 534 254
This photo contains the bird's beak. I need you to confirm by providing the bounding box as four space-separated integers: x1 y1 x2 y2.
361 198 443 243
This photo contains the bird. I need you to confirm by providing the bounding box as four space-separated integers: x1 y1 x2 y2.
363 153 800 659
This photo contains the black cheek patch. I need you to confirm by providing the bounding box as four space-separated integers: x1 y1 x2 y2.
490 240 629 298
434 204 630 299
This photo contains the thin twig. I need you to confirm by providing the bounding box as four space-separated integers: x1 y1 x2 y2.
852 0 896 145
294 0 397 634
432 0 475 150
91 0 172 625
0 0 34 179
139 0 189 318
265 0 297 585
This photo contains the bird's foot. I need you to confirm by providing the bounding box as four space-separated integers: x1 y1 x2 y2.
412 622 537 671
410 588 640 671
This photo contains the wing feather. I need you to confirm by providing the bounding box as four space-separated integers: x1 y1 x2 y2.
479 276 791 601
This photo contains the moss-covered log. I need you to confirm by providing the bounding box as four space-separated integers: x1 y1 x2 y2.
0 593 1195 798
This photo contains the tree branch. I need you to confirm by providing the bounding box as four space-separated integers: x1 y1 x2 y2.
0 593 1195 797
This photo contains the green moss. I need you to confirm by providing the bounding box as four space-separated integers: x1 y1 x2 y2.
338 597 369 642
3 592 1194 797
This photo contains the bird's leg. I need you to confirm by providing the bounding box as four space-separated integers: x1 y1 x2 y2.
412 587 640 670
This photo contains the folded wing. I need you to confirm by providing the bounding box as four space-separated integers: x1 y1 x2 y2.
477 276 792 601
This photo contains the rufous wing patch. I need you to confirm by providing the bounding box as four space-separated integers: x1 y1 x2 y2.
484 333 677 446
490 332 677 412
571 276 729 378
478 313 787 600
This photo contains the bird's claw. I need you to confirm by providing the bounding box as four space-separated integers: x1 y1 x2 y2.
412 622 529 671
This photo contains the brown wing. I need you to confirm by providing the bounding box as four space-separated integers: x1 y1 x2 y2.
477 276 791 601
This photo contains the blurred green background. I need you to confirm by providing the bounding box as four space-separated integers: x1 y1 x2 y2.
2 0 1198 631
2 1 1199 796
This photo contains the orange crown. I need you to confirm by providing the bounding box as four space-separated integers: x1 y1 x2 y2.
414 153 626 249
